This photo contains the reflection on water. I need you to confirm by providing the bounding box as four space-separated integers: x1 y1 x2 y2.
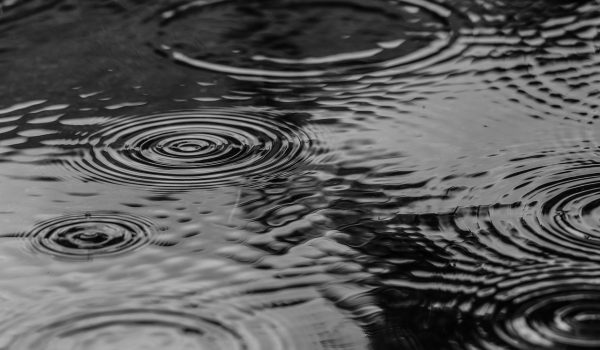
1 0 600 348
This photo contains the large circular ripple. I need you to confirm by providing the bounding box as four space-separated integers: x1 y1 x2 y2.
464 264 600 349
152 0 467 81
11 309 247 350
486 168 600 260
4 292 369 350
21 212 156 260
60 109 326 191
445 143 600 263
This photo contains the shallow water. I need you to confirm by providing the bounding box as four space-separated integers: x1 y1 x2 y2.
0 0 600 349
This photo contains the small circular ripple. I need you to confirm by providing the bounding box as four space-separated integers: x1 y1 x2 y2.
464 264 600 349
22 212 155 260
152 0 467 82
60 109 325 191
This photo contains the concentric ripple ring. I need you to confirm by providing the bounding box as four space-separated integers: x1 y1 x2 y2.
525 176 600 250
464 265 600 349
467 170 600 260
22 212 156 260
60 109 325 191
448 145 600 263
5 294 366 350
11 309 246 350
152 0 467 81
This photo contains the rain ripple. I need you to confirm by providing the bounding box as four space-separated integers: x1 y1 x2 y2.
461 263 600 350
440 139 600 264
151 0 468 83
57 109 328 191
10 211 157 260
2 288 370 350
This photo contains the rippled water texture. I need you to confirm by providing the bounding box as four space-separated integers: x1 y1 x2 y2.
57 109 328 191
153 0 467 82
18 211 156 260
1 0 600 349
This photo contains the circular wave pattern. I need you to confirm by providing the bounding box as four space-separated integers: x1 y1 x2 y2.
11 309 246 350
525 176 600 250
5 291 369 350
24 212 155 260
153 0 466 81
492 164 600 261
464 265 600 349
61 109 324 191
442 140 600 264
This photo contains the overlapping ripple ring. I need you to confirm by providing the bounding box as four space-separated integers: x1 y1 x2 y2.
23 212 155 260
11 309 247 350
486 165 600 261
5 293 368 350
446 143 600 263
154 0 467 81
61 109 323 191
523 174 600 251
465 265 600 349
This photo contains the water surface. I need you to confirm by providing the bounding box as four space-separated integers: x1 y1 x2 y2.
1 0 600 349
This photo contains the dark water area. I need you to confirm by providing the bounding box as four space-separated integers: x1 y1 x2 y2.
0 0 599 348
